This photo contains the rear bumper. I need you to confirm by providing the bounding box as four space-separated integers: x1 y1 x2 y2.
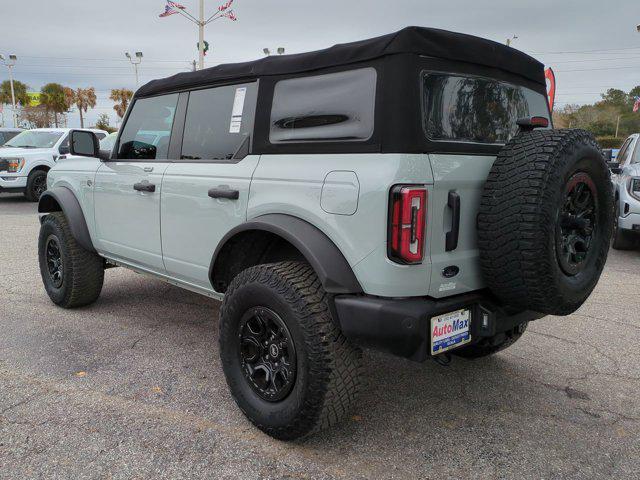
333 292 544 362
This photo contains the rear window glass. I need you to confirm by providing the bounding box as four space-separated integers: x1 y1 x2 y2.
422 73 550 144
270 67 377 144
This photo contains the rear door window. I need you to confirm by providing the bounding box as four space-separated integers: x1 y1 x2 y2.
117 93 179 160
180 83 257 161
270 68 377 144
422 73 550 145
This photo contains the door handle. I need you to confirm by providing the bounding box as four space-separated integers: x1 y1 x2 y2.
445 190 460 252
133 182 156 193
208 187 239 200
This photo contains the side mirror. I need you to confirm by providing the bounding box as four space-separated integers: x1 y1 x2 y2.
602 149 612 161
69 130 99 158
59 145 70 155
607 161 622 175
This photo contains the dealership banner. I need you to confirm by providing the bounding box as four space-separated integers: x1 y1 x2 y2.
27 92 41 107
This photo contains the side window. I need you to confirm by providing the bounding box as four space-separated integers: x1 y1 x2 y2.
117 93 179 160
269 67 377 144
617 138 633 165
180 83 257 161
95 132 106 140
59 135 70 154
632 140 640 164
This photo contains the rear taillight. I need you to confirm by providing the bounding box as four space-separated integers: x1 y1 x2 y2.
388 185 427 264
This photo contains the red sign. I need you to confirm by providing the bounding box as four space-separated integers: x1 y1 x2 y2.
545 67 556 113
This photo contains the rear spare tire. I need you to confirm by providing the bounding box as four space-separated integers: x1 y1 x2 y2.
478 129 613 315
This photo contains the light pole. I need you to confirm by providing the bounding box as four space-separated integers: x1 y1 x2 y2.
159 1 236 71
506 35 518 47
263 47 285 56
125 51 143 87
198 0 206 70
0 54 18 128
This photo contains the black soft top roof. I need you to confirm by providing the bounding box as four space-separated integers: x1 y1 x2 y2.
136 26 545 98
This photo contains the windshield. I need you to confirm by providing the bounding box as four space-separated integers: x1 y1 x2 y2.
3 130 64 149
423 73 550 144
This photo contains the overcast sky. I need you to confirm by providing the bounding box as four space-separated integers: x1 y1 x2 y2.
1 0 639 128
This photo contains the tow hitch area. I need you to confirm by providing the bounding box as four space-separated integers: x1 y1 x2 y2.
432 353 452 366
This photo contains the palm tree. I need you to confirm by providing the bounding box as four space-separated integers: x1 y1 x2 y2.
40 83 67 127
110 89 134 119
67 87 97 128
0 80 30 107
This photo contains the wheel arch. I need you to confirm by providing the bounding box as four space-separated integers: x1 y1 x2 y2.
210 214 363 295
29 164 51 174
38 186 95 253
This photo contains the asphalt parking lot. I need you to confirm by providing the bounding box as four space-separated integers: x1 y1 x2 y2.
0 193 639 479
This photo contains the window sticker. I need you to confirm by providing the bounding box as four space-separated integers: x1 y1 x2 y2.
229 87 246 133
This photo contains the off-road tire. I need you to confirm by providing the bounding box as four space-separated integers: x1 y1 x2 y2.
454 323 528 359
478 129 613 315
38 212 104 308
25 169 48 202
219 261 363 440
611 202 636 250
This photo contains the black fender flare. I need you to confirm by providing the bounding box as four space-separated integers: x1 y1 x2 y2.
38 186 96 253
210 214 363 294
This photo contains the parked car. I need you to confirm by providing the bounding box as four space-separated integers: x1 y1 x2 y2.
0 127 107 201
0 127 23 145
602 148 620 162
99 131 118 153
36 27 613 440
609 133 640 249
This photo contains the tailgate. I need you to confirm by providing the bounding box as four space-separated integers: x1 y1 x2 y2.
427 154 496 298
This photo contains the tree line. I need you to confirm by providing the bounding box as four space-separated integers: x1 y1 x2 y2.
0 79 134 132
553 86 640 148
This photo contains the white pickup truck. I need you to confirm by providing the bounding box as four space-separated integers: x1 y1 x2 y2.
0 128 107 201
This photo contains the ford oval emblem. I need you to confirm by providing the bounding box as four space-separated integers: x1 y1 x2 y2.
442 265 460 278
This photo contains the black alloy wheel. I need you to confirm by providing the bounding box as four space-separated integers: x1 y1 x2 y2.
556 172 598 276
45 235 64 288
238 306 297 402
33 174 47 199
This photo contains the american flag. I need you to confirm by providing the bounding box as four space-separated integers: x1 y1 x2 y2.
633 98 640 113
167 1 186 9
159 5 178 17
219 0 234 11
222 10 237 21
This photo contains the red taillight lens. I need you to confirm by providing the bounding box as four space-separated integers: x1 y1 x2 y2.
388 185 427 264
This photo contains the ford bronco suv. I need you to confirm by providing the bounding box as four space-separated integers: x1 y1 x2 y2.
37 27 613 440
0 128 108 201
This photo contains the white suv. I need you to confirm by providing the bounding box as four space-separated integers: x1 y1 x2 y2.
36 27 613 440
610 133 640 249
0 128 107 201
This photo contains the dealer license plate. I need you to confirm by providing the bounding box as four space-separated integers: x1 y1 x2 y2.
430 309 471 355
